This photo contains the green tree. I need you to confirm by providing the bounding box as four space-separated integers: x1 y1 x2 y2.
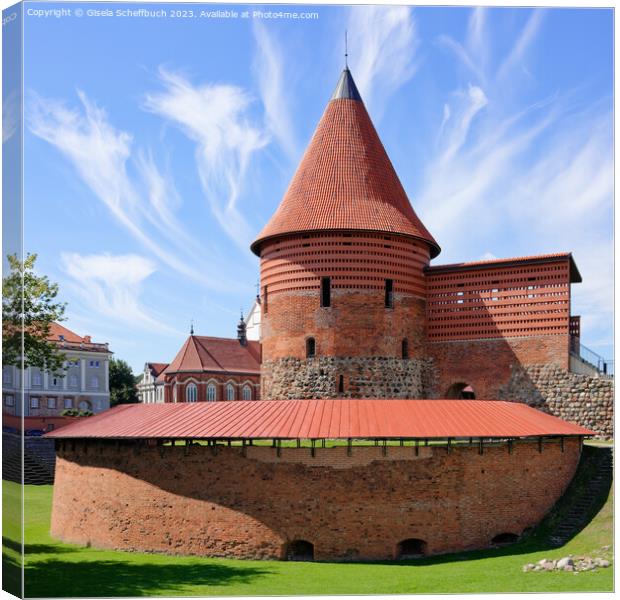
109 358 139 406
2 253 67 374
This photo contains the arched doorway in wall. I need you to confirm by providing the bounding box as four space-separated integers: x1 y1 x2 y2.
285 539 314 561
491 532 519 547
445 382 476 399
395 538 427 559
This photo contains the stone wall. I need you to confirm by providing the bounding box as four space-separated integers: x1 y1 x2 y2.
51 438 581 561
261 356 433 400
499 365 613 438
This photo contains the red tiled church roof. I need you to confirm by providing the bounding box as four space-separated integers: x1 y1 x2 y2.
45 399 593 440
147 363 169 377
251 69 440 257
163 336 261 377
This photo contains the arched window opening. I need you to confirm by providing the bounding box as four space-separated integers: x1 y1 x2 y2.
207 383 217 402
285 539 314 561
306 337 316 359
226 383 235 401
78 400 91 411
445 382 476 399
491 532 519 546
242 385 252 401
338 375 344 394
401 339 409 359
186 383 197 403
396 538 427 559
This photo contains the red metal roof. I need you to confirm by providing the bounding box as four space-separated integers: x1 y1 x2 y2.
45 399 593 440
48 322 109 352
251 69 440 258
164 336 261 376
427 253 582 283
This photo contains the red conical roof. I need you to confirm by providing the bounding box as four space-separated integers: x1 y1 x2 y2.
251 69 440 257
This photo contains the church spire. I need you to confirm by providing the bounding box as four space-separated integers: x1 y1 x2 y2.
331 66 362 101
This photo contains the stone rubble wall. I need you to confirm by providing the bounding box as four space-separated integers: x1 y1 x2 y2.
498 364 613 438
261 356 434 400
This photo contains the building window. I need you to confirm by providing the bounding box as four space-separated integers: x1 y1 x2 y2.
306 337 316 358
401 339 409 359
186 383 197 403
64 398 73 409
242 385 252 401
385 279 394 308
32 372 42 386
263 285 268 314
89 360 100 368
69 375 78 387
226 383 235 401
90 376 99 388
47 397 57 409
30 397 40 409
4 395 14 407
320 277 331 307
207 383 217 402
78 400 90 411
338 375 344 394
52 377 59 386
3 369 11 384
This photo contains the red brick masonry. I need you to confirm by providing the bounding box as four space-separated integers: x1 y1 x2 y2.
51 438 580 560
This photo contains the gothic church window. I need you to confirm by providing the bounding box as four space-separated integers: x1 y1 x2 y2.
186 383 197 403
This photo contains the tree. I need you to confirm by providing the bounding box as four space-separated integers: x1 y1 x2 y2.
2 253 67 374
109 358 139 406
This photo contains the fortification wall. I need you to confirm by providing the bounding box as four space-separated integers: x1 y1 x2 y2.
499 365 613 438
51 438 581 561
427 335 570 399
261 356 433 399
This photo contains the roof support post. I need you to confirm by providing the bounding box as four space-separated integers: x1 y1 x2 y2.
425 438 429 447
478 438 484 455
400 438 404 447
382 439 387 456
560 436 565 453
321 439 326 448
272 438 276 448
446 438 452 454
227 439 231 446
311 439 316 457
211 441 218 456
347 438 352 456
508 439 513 454
158 440 165 458
277 440 281 457
469 437 473 445
538 437 543 453
241 439 247 457
415 439 419 456
296 439 301 449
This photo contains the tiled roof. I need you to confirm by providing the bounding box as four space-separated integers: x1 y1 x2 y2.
45 399 593 440
427 252 582 283
163 336 261 376
48 323 110 353
251 69 440 257
147 363 169 377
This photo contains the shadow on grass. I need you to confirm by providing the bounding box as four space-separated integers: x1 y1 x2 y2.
2 546 22 597
25 558 271 597
3 535 77 556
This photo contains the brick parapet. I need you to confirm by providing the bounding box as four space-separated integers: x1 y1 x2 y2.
51 438 580 561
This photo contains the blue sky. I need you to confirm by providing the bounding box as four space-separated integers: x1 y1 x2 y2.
11 3 614 372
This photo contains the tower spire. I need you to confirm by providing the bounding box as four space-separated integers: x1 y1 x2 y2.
190 318 194 335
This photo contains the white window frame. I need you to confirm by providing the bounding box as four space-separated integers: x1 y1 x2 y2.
69 374 79 387
32 372 42 386
207 383 217 402
3 369 11 384
226 383 235 401
64 398 73 409
4 395 14 407
30 397 40 409
47 397 57 409
242 385 252 401
186 383 198 403
90 375 99 388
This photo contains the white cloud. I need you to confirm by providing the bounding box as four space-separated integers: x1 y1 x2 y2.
346 6 419 117
3 90 19 144
144 68 269 247
497 10 545 83
61 252 180 335
27 90 241 291
253 21 299 161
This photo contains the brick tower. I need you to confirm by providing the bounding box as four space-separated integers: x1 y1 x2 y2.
251 68 440 400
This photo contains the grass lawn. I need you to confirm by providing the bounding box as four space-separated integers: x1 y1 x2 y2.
1 448 613 597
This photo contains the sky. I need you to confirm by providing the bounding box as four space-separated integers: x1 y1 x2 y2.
6 3 614 373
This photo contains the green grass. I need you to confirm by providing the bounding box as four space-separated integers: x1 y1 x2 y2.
2 445 614 597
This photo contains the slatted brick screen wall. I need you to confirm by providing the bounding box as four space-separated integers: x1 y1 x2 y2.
261 232 430 299
425 258 573 341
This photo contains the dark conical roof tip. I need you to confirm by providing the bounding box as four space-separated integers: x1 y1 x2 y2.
331 68 363 101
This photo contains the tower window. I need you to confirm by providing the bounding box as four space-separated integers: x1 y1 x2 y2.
320 277 331 307
306 337 316 359
385 279 394 308
401 339 409 359
263 285 268 314
338 375 344 394
186 383 197 403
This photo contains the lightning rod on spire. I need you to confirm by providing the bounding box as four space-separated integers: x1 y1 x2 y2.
345 30 348 68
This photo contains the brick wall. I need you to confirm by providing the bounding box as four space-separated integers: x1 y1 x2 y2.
427 335 570 399
51 438 580 561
